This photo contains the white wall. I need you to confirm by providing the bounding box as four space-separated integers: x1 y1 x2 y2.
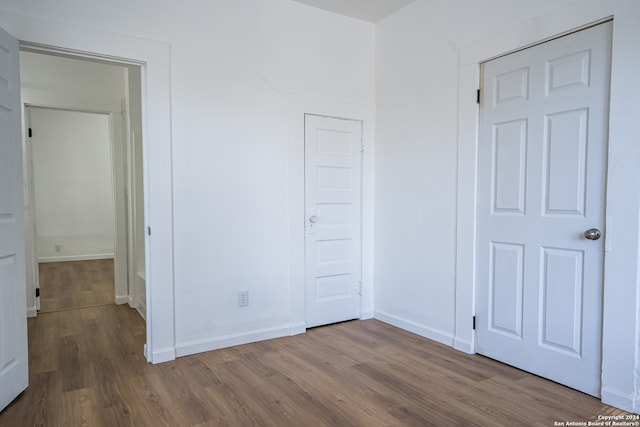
0 0 376 359
375 0 640 413
29 108 115 261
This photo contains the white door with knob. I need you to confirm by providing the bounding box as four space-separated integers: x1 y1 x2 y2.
305 114 362 328
476 22 611 397
0 25 29 412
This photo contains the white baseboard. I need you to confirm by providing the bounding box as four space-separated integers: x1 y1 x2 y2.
150 347 176 364
27 307 37 318
115 295 131 305
601 386 637 414
289 322 306 335
453 336 475 354
175 324 291 358
374 310 454 347
135 301 147 320
38 253 114 263
359 310 374 320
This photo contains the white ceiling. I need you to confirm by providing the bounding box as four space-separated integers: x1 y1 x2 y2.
291 0 416 23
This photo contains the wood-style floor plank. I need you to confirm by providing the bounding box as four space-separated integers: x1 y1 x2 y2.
38 259 114 312
1 309 633 426
2 260 634 426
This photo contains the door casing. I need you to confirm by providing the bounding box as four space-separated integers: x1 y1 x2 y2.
1 10 175 363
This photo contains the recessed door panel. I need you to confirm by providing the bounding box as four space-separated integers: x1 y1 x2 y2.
0 107 14 219
316 239 351 264
543 109 588 216
494 67 529 105
489 242 524 338
317 129 353 156
546 50 591 94
541 248 583 356
316 274 352 302
0 256 18 375
492 119 527 215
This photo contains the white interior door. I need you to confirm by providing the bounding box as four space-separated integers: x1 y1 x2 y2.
305 114 362 328
0 26 29 412
476 22 612 397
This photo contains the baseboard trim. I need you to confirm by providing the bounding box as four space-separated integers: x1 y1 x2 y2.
601 386 636 414
27 307 37 318
175 324 291 358
150 347 176 364
38 254 115 263
359 310 374 320
289 322 306 335
115 295 131 305
374 310 454 347
135 301 147 320
453 336 475 354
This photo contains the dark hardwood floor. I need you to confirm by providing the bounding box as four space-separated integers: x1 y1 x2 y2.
38 259 115 312
0 261 631 425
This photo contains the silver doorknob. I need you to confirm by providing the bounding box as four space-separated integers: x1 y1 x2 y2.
584 228 601 240
309 215 318 223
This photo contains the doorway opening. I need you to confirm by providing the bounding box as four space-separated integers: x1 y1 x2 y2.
20 50 147 320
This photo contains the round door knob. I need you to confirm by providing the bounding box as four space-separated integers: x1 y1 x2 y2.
309 215 318 223
584 228 601 240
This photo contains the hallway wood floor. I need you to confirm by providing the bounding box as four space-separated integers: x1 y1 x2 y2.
0 302 630 426
38 259 114 312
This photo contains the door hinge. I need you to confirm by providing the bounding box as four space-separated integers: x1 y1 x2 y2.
472 315 476 330
476 89 481 104
358 280 363 296
28 128 33 138
35 288 40 298
147 226 151 236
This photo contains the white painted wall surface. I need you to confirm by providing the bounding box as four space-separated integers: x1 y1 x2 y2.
0 0 376 359
29 108 115 261
376 0 640 413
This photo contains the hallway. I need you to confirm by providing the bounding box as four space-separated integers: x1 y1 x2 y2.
38 259 115 312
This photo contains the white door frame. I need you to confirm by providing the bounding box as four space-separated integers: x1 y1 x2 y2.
455 2 640 412
0 10 175 363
